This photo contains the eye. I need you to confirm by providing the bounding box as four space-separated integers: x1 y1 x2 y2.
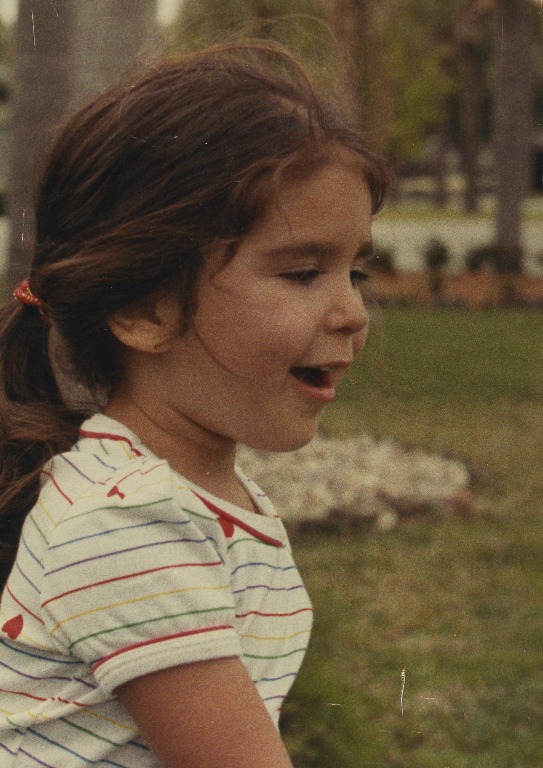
350 269 370 287
282 269 321 285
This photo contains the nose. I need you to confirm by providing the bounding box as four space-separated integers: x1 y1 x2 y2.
324 279 369 337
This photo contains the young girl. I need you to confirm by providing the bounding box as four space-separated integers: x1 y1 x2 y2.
0 44 387 767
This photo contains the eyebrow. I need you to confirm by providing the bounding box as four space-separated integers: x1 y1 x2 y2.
263 240 374 261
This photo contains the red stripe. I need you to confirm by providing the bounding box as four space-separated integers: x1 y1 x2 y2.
39 470 72 504
92 624 233 671
56 697 89 708
41 561 223 607
79 430 142 456
110 461 167 489
0 687 46 703
235 607 313 620
192 493 283 548
6 586 45 624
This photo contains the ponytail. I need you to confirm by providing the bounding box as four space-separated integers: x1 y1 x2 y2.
0 299 85 588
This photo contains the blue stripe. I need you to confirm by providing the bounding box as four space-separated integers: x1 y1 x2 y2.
254 671 297 684
27 729 130 768
91 453 117 470
44 535 217 576
48 518 193 550
0 658 95 689
19 748 57 768
16 561 40 593
60 455 94 483
232 583 305 596
20 534 43 569
231 562 296 576
0 638 79 666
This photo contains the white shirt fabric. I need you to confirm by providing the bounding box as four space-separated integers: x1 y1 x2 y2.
0 414 312 767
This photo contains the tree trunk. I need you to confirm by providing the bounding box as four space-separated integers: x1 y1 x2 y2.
6 0 74 294
454 0 495 214
432 126 450 208
457 44 480 212
70 0 159 110
6 1 159 295
493 0 534 274
332 0 391 151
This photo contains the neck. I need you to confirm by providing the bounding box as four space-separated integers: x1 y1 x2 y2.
104 393 240 497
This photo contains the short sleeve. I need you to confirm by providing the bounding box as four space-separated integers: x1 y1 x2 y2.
40 460 241 694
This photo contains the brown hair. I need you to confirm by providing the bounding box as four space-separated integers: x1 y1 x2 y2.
0 42 389 586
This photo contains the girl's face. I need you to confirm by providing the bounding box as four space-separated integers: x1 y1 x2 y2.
163 157 374 451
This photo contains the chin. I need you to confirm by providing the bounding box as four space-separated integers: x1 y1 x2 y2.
242 424 318 453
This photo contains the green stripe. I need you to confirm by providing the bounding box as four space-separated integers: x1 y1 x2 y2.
29 513 48 543
61 717 124 748
180 506 216 523
243 647 307 660
98 439 109 455
69 605 233 650
227 537 276 551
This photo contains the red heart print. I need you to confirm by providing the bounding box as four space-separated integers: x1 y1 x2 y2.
218 517 235 538
2 614 23 639
107 485 125 500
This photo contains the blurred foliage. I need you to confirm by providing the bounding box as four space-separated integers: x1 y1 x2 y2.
165 0 543 169
166 0 337 90
0 19 10 65
378 0 457 161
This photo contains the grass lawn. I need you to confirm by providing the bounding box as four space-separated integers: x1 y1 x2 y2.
281 307 543 768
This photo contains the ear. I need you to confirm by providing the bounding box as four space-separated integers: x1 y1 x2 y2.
108 292 181 354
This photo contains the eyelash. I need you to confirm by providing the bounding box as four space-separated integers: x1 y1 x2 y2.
283 269 370 287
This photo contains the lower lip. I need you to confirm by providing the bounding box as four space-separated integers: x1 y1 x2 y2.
289 374 337 404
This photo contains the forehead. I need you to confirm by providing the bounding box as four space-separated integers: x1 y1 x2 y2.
249 159 372 249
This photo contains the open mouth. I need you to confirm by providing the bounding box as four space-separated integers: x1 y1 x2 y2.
290 366 331 388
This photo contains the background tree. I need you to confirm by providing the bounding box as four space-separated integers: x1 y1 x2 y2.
492 0 535 274
169 0 334 90
7 0 74 292
453 0 494 212
6 0 158 294
70 0 158 110
331 0 391 153
379 1 457 178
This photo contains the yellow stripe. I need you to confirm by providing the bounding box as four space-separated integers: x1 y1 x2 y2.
27 709 51 722
50 584 230 634
13 631 60 653
38 498 58 526
84 709 137 732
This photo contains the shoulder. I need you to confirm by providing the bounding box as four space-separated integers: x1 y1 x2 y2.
36 414 227 553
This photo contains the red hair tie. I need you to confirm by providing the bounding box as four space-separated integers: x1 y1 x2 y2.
13 279 48 322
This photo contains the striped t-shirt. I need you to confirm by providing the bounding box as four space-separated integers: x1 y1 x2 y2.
0 414 312 768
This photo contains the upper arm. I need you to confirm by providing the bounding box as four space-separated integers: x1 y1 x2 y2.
116 656 294 768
